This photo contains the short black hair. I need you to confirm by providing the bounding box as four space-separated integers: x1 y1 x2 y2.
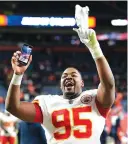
63 67 82 78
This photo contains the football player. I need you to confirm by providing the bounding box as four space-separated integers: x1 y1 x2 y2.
5 5 115 144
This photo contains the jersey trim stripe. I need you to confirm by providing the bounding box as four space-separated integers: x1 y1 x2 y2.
95 98 110 118
33 103 43 123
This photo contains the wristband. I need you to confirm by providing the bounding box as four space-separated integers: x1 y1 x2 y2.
89 44 104 59
10 73 23 85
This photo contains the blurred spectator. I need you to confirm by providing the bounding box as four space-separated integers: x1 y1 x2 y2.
0 111 19 144
117 113 128 144
48 73 56 82
18 121 47 144
0 97 4 104
104 92 127 144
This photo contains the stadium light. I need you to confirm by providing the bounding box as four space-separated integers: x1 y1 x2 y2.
21 16 93 27
111 19 128 26
21 17 76 27
88 17 96 28
0 15 7 26
0 14 96 28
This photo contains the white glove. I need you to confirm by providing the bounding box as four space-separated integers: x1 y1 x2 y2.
73 5 104 60
74 4 89 31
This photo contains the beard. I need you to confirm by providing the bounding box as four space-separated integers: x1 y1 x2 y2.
62 79 82 99
64 91 81 99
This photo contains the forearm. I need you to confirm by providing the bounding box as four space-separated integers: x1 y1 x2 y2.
5 82 36 122
95 56 115 89
5 84 21 112
5 73 23 113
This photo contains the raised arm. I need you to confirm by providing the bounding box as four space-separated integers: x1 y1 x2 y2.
95 56 115 108
5 51 36 122
73 5 115 108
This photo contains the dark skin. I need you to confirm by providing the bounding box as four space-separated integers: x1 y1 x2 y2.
60 68 84 99
5 50 115 122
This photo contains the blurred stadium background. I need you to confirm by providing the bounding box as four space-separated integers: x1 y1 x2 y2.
0 1 127 144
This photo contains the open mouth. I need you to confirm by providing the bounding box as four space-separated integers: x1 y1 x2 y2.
64 81 74 87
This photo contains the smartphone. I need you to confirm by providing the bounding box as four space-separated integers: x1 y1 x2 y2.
18 44 32 66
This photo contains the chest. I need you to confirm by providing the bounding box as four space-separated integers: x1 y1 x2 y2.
45 102 104 140
48 97 97 130
43 96 105 141
51 105 94 128
47 96 96 123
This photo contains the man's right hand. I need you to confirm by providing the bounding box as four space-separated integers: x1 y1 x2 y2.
6 51 36 123
11 51 32 75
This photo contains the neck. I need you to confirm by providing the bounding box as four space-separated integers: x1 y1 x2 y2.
63 91 82 100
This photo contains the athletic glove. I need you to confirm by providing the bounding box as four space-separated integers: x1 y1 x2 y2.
73 5 104 60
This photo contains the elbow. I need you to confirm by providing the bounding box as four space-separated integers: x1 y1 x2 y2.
5 100 16 114
104 76 115 89
5 102 12 113
5 103 19 118
108 79 115 89
109 76 115 88
5 105 17 115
